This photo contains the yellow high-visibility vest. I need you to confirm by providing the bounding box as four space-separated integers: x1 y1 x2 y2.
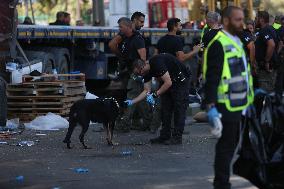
203 31 254 112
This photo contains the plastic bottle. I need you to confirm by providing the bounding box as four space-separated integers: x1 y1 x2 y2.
211 114 223 138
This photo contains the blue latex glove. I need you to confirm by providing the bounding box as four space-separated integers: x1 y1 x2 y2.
124 100 133 106
254 88 267 96
146 93 155 105
207 107 219 125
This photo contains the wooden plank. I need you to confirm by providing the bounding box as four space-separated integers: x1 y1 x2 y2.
22 73 85 83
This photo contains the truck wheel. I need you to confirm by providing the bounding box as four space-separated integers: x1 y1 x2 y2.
25 51 55 74
0 77 7 127
50 48 70 74
57 55 68 74
42 53 55 74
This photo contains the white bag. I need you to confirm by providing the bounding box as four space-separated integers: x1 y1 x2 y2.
25 112 69 130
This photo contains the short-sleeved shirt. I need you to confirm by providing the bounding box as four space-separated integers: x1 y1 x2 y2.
203 29 220 48
239 29 254 58
119 31 145 65
156 35 183 56
143 53 190 83
255 26 278 62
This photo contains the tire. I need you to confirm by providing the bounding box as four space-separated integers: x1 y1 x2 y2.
25 51 55 74
0 77 7 127
49 48 70 74
56 54 69 74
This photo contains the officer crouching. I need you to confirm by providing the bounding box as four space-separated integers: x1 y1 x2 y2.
125 53 190 145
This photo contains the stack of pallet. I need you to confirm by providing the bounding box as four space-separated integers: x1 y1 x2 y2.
7 73 86 122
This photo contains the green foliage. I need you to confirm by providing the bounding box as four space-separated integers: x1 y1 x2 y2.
264 0 284 15
18 0 92 25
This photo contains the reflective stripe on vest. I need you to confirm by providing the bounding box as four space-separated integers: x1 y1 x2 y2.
203 31 254 112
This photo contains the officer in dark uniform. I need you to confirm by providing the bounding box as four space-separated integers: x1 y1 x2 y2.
239 25 256 78
255 11 278 92
126 53 190 145
272 15 284 101
157 18 200 62
203 6 254 189
108 17 150 132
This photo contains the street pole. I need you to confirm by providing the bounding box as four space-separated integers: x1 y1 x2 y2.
208 0 215 12
29 0 35 24
24 0 28 17
247 0 253 19
92 0 105 26
76 0 81 21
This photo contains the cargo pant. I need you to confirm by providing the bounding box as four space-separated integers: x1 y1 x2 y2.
116 75 152 132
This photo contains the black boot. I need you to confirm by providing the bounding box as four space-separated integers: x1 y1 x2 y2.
163 137 182 145
150 136 169 144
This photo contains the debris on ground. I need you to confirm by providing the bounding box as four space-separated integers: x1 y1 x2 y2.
35 133 47 136
0 141 8 145
0 130 22 139
18 141 35 147
74 168 89 173
25 113 68 130
15 175 24 182
121 150 132 156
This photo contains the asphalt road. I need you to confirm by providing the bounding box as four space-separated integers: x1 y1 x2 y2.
0 119 257 189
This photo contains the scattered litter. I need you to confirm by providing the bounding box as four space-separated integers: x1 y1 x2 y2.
121 150 132 156
85 92 99 99
35 133 47 136
18 141 35 147
74 168 89 173
15 175 24 182
0 130 22 139
52 187 61 189
0 141 8 145
0 118 21 132
24 113 68 130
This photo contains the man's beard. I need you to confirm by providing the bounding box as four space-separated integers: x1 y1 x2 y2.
176 30 182 35
228 23 242 36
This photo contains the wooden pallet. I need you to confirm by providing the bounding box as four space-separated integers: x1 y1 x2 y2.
7 82 86 97
22 73 85 83
7 76 86 123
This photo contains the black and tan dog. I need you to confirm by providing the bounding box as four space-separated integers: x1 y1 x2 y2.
63 97 125 149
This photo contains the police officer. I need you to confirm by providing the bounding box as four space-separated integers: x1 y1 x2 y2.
255 11 278 92
272 15 284 102
126 53 190 145
203 6 254 189
239 23 256 77
157 18 200 62
108 17 151 132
